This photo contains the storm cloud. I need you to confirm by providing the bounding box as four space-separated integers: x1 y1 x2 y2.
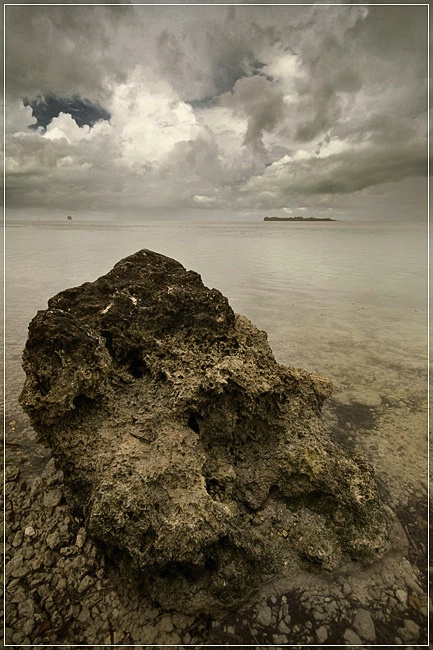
222 75 286 153
5 2 428 220
23 94 111 130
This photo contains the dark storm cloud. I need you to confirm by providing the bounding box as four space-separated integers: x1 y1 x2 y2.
348 2 427 62
23 94 111 130
222 75 285 153
247 140 427 202
288 2 427 162
156 26 254 105
156 30 189 94
301 145 427 196
154 4 292 107
5 4 133 102
205 8 266 100
294 31 363 143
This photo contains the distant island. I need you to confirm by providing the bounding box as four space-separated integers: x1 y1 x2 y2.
264 216 336 222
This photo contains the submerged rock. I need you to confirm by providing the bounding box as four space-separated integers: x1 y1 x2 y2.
20 249 389 613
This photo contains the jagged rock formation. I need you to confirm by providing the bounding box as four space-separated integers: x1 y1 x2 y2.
20 249 390 613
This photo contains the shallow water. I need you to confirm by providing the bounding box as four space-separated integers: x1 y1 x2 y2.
4 218 428 506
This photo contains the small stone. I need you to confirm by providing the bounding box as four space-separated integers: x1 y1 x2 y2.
396 619 420 643
273 634 288 644
326 600 338 616
77 606 90 623
60 546 76 557
7 552 27 578
44 595 55 613
158 615 174 634
75 527 87 548
77 574 94 594
43 550 55 567
24 526 35 537
28 571 44 586
395 589 407 605
11 631 26 644
403 574 422 595
343 629 363 645
168 632 181 645
46 531 61 550
278 619 291 634
353 608 376 642
316 625 328 643
12 531 23 547
43 488 63 509
256 603 273 627
23 546 35 561
113 631 123 644
5 466 20 482
57 577 67 592
342 582 352 596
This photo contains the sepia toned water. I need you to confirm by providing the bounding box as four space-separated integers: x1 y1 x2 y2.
4 219 428 512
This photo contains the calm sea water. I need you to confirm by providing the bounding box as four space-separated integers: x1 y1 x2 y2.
4 219 429 503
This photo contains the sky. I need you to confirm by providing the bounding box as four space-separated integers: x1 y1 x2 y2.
4 0 429 221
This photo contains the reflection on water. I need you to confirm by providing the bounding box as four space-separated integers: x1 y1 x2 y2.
5 219 428 505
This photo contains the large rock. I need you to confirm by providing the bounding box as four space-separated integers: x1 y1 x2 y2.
20 249 389 613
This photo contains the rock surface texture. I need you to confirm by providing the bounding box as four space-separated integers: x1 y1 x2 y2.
20 249 390 613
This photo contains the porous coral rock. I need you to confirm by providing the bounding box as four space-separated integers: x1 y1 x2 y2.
20 249 389 613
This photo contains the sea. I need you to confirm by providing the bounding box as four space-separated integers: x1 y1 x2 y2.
4 218 429 510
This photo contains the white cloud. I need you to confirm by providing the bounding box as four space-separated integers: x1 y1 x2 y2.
44 112 90 142
193 194 216 204
109 66 202 166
